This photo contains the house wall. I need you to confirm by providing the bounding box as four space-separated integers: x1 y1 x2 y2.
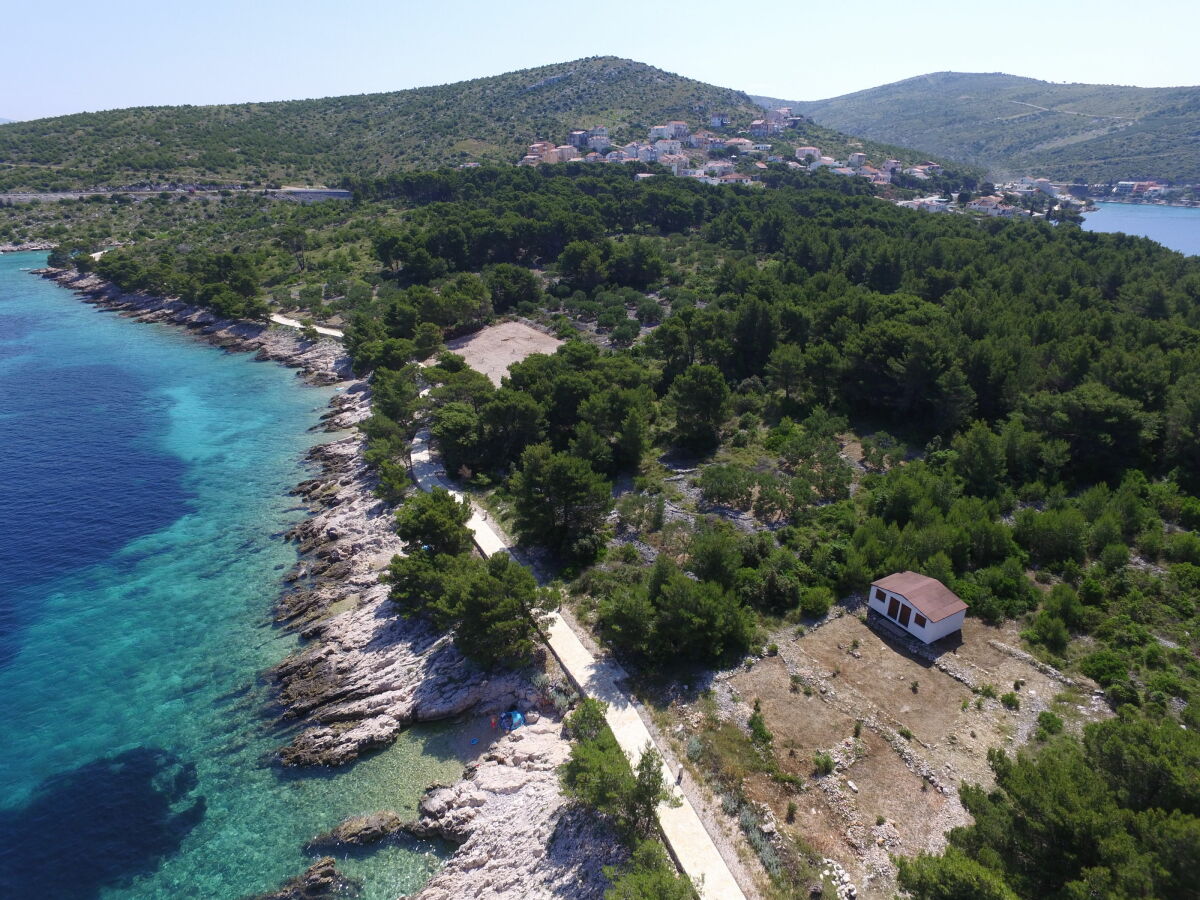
923 609 966 643
868 586 963 644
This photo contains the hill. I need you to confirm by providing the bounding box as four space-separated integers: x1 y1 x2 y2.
0 58 968 192
788 72 1200 184
0 57 760 190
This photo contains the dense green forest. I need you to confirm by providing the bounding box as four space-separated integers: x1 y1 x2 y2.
786 71 1200 184
0 57 953 193
21 162 1200 898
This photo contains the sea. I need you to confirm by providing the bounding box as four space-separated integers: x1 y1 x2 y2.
1082 202 1200 256
0 252 472 900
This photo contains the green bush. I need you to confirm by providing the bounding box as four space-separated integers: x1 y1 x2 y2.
1035 711 1064 739
798 585 835 618
1079 649 1127 687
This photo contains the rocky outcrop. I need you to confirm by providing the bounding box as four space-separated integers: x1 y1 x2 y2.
244 857 360 900
305 812 405 852
267 395 536 767
35 268 349 384
405 719 624 900
272 598 533 766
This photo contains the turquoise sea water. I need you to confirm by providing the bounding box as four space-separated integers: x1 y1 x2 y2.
0 253 472 899
1083 202 1200 256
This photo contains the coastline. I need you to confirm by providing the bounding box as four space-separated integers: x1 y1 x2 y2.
0 241 56 252
1092 198 1200 209
32 266 617 900
31 267 533 757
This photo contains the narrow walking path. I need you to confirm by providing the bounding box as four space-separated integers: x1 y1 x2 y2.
408 427 748 899
269 313 345 338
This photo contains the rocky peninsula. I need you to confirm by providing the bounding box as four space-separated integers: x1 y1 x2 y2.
35 266 616 900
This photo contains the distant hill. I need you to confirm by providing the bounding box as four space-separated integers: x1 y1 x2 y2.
0 58 968 192
787 72 1200 184
0 58 765 191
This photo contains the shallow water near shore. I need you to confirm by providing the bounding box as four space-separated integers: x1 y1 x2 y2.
0 252 470 899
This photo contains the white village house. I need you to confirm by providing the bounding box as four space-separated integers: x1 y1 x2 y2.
868 571 967 643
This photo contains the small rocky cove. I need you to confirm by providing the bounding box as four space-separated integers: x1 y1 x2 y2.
36 267 621 900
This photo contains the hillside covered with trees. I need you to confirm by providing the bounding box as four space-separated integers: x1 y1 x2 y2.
786 71 1200 184
15 160 1200 897
0 57 951 193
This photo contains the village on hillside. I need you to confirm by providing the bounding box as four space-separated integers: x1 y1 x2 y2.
515 106 947 189
513 106 1171 222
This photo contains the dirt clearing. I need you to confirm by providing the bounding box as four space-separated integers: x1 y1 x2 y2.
699 612 1107 898
445 321 562 386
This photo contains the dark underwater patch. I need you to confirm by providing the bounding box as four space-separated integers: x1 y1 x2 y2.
0 747 205 898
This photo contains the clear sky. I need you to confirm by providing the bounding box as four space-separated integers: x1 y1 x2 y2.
3 0 1197 121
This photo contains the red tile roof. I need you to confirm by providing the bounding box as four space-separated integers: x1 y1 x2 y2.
871 572 967 622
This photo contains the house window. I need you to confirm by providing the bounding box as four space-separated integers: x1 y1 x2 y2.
873 588 885 602
887 597 900 620
914 614 927 628
898 605 912 627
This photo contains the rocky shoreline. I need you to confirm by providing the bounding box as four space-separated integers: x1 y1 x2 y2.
404 719 623 899
34 269 351 383
34 267 540 764
35 266 614 900
1 241 56 253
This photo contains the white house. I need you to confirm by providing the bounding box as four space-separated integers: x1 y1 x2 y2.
587 130 612 152
667 120 690 139
868 572 967 643
659 153 690 176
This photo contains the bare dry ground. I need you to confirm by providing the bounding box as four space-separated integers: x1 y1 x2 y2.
445 320 562 386
696 613 1107 899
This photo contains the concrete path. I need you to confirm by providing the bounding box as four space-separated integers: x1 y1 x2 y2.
407 427 748 899
269 313 344 338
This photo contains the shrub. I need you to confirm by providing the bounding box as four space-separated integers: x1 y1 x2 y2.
813 752 835 776
1079 649 1128 687
1098 542 1130 572
1036 711 1064 739
1000 692 1020 710
799 585 835 618
749 701 774 747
